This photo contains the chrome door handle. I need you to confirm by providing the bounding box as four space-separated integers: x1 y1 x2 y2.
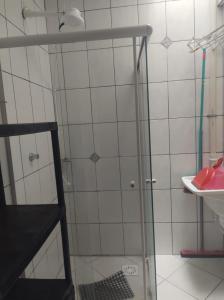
29 153 39 162
146 178 156 184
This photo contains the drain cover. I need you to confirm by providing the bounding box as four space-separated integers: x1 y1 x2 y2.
79 271 134 300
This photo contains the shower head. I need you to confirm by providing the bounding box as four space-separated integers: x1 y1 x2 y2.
59 8 84 30
22 7 84 30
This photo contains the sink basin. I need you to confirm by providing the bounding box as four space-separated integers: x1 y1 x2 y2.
182 176 224 218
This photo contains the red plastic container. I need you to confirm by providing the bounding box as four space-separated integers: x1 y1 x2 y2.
192 157 224 190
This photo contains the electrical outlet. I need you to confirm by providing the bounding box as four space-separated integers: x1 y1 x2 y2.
122 265 138 276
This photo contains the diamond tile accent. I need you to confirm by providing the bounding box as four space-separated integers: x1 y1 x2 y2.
161 36 173 49
90 152 100 163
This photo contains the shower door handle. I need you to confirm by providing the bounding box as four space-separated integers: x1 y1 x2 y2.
145 178 156 184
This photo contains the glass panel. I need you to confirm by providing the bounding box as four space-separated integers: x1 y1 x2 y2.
137 38 157 300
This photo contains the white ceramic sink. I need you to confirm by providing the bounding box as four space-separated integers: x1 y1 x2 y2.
182 176 224 218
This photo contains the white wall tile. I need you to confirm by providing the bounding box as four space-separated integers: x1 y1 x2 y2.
75 192 99 223
24 172 41 204
0 139 10 187
116 85 136 121
168 41 195 81
13 77 33 123
153 190 171 223
169 118 196 154
88 48 114 87
148 44 167 83
0 16 11 73
77 224 101 255
122 190 141 222
112 6 138 46
94 123 118 157
171 154 196 189
169 80 196 118
0 0 5 15
36 132 50 169
8 25 29 80
39 166 54 204
84 0 110 10
96 158 120 190
45 0 58 12
46 239 60 278
172 189 197 222
172 223 198 254
30 84 46 123
10 136 23 180
91 86 117 123
58 0 84 11
114 46 134 85
63 51 89 89
39 49 52 89
27 46 42 85
15 179 26 204
195 116 210 153
204 222 224 250
150 119 169 155
139 2 166 43
195 0 211 38
72 159 96 191
69 124 94 158
59 90 68 125
154 223 172 255
54 91 63 125
98 191 122 223
111 0 137 7
152 155 170 190
100 224 124 255
20 134 38 176
1 73 17 123
120 157 139 190
118 122 137 156
67 89 92 124
149 82 168 120
43 88 55 122
216 46 224 77
45 0 224 257
166 0 194 41
5 0 24 30
85 9 112 49
124 223 142 255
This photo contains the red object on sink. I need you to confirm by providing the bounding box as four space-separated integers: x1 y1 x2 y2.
192 157 224 190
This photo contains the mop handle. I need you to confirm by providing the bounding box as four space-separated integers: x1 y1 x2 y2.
198 49 206 172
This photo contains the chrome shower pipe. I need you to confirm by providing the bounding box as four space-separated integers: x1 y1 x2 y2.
0 25 152 48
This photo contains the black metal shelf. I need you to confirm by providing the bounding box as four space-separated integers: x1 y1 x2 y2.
0 205 62 299
5 279 74 300
0 122 74 300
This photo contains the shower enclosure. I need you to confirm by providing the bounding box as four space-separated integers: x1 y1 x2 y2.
57 31 157 300
0 25 157 299
63 35 157 300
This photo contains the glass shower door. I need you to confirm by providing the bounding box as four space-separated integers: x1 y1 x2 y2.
136 37 157 300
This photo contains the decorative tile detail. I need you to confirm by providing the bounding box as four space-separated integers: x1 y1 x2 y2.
161 36 172 49
90 152 100 163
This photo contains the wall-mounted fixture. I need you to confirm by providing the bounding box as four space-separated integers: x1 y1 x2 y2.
22 7 85 30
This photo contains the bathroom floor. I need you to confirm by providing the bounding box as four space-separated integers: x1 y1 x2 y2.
69 255 224 300
156 255 224 300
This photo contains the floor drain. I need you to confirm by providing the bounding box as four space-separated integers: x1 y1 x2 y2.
79 270 135 300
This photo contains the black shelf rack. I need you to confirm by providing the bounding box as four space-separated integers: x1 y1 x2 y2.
0 122 74 300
